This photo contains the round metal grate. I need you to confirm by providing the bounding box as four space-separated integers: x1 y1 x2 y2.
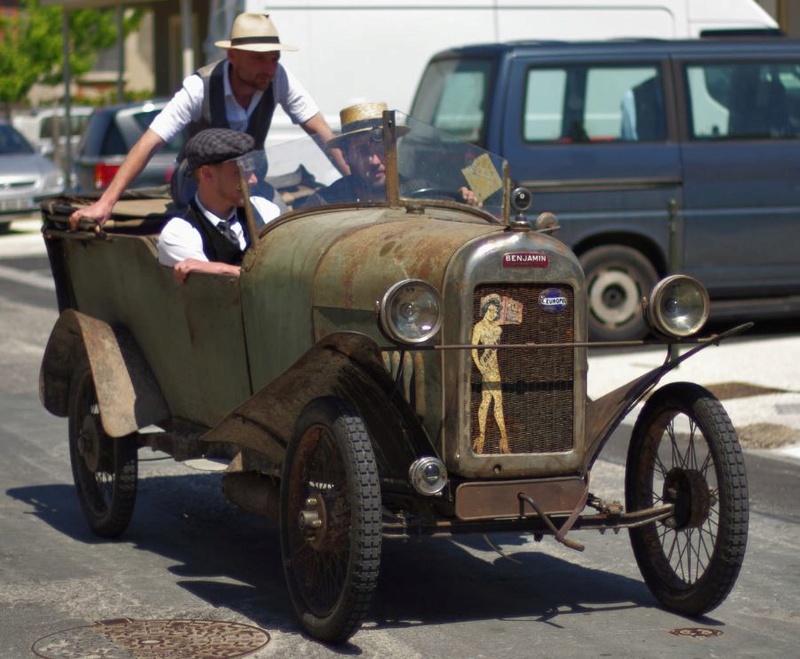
668 627 724 639
32 618 270 658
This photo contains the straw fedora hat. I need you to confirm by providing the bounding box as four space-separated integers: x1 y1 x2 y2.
214 13 298 52
328 102 410 147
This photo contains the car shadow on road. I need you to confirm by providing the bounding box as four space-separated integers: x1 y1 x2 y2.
6 469 723 646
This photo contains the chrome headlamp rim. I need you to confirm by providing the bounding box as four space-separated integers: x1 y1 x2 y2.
646 274 710 338
408 456 448 496
378 278 443 345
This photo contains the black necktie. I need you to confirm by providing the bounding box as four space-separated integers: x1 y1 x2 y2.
217 218 239 246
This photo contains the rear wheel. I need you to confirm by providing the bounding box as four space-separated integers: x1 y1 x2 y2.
68 361 138 538
580 245 658 341
280 397 381 644
625 382 749 615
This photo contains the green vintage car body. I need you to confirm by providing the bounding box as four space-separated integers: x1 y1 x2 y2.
39 112 750 644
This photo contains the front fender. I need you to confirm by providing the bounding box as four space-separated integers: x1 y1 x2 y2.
202 332 435 478
39 309 170 437
584 323 752 470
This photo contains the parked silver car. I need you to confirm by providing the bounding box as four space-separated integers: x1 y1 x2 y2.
0 122 64 232
12 106 93 163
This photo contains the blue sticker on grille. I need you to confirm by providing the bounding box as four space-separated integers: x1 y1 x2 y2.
539 288 568 313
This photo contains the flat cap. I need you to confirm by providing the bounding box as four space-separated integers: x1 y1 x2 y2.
185 128 255 172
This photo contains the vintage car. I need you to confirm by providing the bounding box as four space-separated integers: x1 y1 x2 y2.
39 111 750 644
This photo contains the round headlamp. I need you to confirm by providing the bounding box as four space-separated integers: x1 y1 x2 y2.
408 457 448 496
646 275 710 338
379 279 442 345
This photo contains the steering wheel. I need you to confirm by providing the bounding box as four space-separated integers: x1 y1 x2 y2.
405 187 462 202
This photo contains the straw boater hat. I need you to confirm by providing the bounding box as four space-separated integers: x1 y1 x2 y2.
328 102 410 148
214 13 298 52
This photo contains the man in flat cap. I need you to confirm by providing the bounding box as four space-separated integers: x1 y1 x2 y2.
157 128 280 283
71 13 340 229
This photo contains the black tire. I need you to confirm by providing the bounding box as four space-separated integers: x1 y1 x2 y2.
280 397 381 644
580 245 658 342
625 382 749 616
68 361 138 538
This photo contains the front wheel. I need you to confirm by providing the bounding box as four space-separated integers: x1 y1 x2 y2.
580 245 658 342
625 382 749 616
280 397 381 644
68 361 138 538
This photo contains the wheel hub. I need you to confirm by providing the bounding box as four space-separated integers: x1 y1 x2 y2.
662 468 712 529
79 414 104 473
298 494 329 550
588 270 639 324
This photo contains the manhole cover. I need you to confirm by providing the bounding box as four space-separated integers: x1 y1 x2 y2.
32 618 270 659
668 627 723 639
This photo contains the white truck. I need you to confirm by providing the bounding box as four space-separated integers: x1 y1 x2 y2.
210 0 778 143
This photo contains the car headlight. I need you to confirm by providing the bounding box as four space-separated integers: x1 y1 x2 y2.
646 275 709 338
43 169 65 193
408 457 448 496
378 279 442 344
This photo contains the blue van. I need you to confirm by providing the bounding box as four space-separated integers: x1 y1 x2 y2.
411 36 800 340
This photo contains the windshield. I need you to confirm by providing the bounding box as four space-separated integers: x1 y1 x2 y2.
239 109 509 222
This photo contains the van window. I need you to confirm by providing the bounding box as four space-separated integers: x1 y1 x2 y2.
411 57 493 144
685 61 800 140
524 65 665 143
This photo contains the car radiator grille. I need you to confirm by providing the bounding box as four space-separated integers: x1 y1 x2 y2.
470 283 575 455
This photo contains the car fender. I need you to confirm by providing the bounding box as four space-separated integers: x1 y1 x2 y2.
39 309 170 437
202 331 436 478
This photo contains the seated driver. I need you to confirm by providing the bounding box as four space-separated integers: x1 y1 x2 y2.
158 128 280 283
304 101 478 206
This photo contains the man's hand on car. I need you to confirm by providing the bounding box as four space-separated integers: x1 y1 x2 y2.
172 258 242 284
69 199 114 231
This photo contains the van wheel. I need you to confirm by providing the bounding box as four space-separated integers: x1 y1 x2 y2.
68 361 138 538
280 397 381 644
580 245 658 342
625 383 749 616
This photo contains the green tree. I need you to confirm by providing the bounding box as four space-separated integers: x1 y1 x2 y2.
0 0 143 119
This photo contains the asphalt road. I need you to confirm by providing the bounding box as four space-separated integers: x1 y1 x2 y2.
1 223 798 658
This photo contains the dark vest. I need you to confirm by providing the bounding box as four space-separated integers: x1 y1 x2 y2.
182 200 250 266
188 59 276 146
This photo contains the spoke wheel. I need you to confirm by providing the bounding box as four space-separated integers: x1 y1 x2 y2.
626 382 749 615
68 361 138 538
280 397 381 644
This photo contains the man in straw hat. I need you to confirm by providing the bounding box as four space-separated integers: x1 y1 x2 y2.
71 13 340 229
305 101 478 206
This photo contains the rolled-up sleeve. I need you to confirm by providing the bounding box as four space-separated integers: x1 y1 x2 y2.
274 64 320 126
149 75 204 143
157 217 207 266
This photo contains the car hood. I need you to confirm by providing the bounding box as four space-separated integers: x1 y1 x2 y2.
0 153 59 178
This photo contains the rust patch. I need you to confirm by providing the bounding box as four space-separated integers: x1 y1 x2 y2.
32 618 269 658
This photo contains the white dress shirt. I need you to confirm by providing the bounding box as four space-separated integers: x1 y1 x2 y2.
157 196 281 266
149 60 319 145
